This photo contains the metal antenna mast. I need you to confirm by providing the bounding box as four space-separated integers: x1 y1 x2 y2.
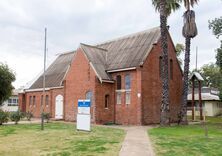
41 28 47 130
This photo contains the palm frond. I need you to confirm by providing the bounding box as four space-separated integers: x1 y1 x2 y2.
182 10 198 38
152 0 182 16
183 0 199 9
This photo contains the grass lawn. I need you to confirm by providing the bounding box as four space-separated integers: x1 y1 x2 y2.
0 122 125 156
149 116 222 156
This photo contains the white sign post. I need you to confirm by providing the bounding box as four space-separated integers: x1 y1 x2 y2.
77 99 91 131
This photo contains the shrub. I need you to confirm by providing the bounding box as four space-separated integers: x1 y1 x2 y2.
26 111 33 121
41 112 50 123
0 109 9 125
10 110 23 124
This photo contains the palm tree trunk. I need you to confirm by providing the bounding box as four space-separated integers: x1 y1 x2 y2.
160 0 170 126
179 37 191 124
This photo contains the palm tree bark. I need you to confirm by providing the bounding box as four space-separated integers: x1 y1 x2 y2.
160 0 170 126
179 37 191 124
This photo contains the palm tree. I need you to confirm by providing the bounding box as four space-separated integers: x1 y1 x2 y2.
178 0 198 124
152 0 181 126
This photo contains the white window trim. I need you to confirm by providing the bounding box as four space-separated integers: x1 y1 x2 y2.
116 92 121 104
126 91 131 105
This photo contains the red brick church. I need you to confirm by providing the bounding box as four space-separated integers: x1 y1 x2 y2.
19 27 183 125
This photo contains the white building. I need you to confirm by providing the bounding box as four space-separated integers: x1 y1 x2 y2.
0 90 19 112
187 87 222 116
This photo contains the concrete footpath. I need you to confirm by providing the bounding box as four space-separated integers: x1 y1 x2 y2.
119 126 155 156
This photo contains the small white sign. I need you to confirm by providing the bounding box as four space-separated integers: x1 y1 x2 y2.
78 107 90 114
77 99 91 131
77 114 91 131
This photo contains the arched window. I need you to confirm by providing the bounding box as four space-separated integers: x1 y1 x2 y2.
86 91 93 101
116 75 121 90
125 74 131 90
170 59 173 80
159 56 162 78
105 94 109 109
45 95 49 106
29 96 32 105
33 96 36 105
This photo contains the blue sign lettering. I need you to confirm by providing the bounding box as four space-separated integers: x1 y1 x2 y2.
78 100 91 107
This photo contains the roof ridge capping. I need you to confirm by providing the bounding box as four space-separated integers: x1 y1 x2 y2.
80 43 108 52
56 50 76 56
95 26 160 45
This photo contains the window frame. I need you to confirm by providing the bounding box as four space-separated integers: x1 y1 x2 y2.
170 59 173 80
116 75 122 90
8 98 18 106
116 91 121 104
159 56 163 78
105 94 109 109
125 91 131 105
45 95 49 106
33 96 36 105
125 74 131 90
29 96 32 106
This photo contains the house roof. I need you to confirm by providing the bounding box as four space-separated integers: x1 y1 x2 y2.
187 87 220 101
80 43 112 81
29 51 75 89
189 72 204 81
80 26 161 81
29 26 162 88
97 27 161 71
187 93 220 101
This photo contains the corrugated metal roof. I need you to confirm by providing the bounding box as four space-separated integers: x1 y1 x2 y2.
187 93 220 101
29 51 75 89
97 27 160 71
190 72 204 81
80 43 112 80
187 87 220 101
80 27 161 80
29 26 161 88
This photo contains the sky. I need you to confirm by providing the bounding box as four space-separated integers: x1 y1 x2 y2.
0 0 221 88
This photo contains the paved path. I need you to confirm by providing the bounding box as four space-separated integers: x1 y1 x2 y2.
118 126 155 156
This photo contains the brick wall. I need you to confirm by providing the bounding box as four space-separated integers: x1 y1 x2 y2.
111 70 142 125
18 93 26 112
64 48 97 122
95 80 115 124
141 34 183 124
24 88 64 118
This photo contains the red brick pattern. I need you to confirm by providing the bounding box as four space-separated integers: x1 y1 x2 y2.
141 35 183 124
20 33 182 125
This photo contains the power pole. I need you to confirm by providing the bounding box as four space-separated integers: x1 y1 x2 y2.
41 28 47 130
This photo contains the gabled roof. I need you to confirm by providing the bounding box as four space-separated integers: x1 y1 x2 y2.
29 26 162 88
190 72 204 81
29 51 75 89
80 43 112 81
97 27 161 70
80 27 161 81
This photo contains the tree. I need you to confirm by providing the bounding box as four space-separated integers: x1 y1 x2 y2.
193 63 222 101
178 0 198 125
152 0 181 126
216 42 222 71
175 43 185 66
209 17 222 70
0 63 16 105
209 17 222 39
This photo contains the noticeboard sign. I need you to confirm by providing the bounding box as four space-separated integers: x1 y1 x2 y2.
78 99 90 114
77 99 91 131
